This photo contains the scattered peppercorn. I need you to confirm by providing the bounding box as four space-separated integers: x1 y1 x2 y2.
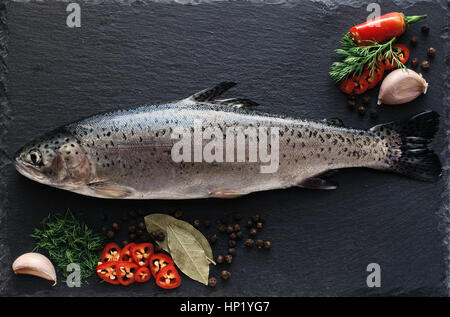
411 57 419 67
357 105 366 116
347 99 356 110
216 255 224 264
427 47 436 58
155 231 165 241
112 222 120 231
233 224 241 232
256 239 264 248
226 226 234 234
228 240 236 248
228 248 236 255
229 232 237 240
193 219 200 228
362 95 370 106
264 241 272 249
138 222 146 230
249 228 257 236
233 213 242 221
245 239 254 248
106 230 115 239
224 255 233 264
136 229 143 237
421 24 430 34
369 109 379 121
129 233 137 241
174 210 183 219
421 60 430 71
218 224 226 233
410 36 418 47
236 231 243 240
348 94 356 101
256 222 263 229
204 220 211 228
128 225 136 233
251 215 260 223
210 234 218 244
220 216 229 224
129 210 137 218
208 277 217 287
221 270 231 280
122 240 129 247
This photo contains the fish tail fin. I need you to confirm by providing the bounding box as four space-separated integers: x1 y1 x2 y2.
370 111 442 182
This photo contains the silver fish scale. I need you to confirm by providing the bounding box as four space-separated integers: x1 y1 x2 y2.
66 103 389 199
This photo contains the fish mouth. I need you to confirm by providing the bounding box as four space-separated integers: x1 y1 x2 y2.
14 158 47 182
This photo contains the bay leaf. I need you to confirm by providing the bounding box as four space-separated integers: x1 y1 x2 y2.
166 224 210 285
144 213 213 261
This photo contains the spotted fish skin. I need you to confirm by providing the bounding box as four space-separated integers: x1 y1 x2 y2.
14 83 441 199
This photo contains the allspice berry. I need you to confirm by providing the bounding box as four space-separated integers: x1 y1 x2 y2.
233 224 241 232
228 240 236 248
251 215 260 223
256 222 263 229
256 239 264 248
362 95 370 106
229 232 237 240
427 47 436 58
369 109 379 121
138 222 146 230
249 228 257 236
228 248 236 255
226 226 234 234
208 277 217 287
216 255 224 264
245 238 254 248
221 270 231 280
236 231 243 240
246 220 253 228
128 225 136 233
218 224 226 233
264 241 272 249
421 60 430 71
155 231 165 241
224 255 233 264
174 210 183 219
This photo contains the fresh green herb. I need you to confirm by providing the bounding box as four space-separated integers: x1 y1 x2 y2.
31 211 103 283
329 34 406 83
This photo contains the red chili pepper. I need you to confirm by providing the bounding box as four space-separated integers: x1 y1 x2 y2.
363 63 385 90
131 243 154 267
350 12 426 45
119 243 136 262
381 44 410 70
96 261 120 285
339 77 356 94
155 265 181 289
135 267 151 283
149 253 175 278
116 261 139 286
340 75 369 95
100 243 121 264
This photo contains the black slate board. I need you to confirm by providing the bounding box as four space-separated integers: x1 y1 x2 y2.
0 0 449 296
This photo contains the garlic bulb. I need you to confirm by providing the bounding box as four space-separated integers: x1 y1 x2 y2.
12 252 57 286
377 68 428 105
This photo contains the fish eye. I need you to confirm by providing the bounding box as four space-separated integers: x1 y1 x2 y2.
28 150 42 165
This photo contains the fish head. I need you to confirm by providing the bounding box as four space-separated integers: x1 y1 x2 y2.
14 128 93 189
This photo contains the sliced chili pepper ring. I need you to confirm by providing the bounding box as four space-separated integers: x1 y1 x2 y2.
135 267 151 283
116 261 139 286
131 243 154 267
100 243 121 264
155 265 181 289
96 261 120 285
149 253 175 278
120 243 136 262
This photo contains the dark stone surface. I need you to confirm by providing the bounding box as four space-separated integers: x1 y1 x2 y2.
0 0 449 296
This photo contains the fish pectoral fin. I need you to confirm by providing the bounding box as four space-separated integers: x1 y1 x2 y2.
87 182 134 198
297 177 338 190
186 82 237 103
209 189 244 199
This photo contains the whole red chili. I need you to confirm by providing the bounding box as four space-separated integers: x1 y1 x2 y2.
100 243 121 264
350 12 427 45
149 253 174 278
96 261 120 285
116 261 139 286
155 265 181 289
119 242 136 262
131 243 154 267
135 266 151 283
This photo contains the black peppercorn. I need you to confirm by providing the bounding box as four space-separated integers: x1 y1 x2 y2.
193 219 200 228
122 240 129 247
236 231 243 240
233 213 242 221
208 277 217 287
357 106 366 116
411 57 419 67
228 240 236 248
112 222 120 231
228 248 236 255
150 231 158 240
264 241 272 249
204 220 211 228
221 270 231 280
138 222 146 230
427 47 436 58
106 230 115 239
362 95 370 106
421 24 430 34
348 94 356 101
410 36 418 47
245 239 254 248
347 99 356 110
128 225 136 233
256 222 263 229
229 232 237 240
369 109 379 121
256 239 264 248
233 224 241 232
174 210 183 219
210 234 218 244
246 220 253 228
156 231 165 241
226 226 234 234
140 233 150 242
218 224 226 233
129 233 137 241
421 60 430 71
136 229 143 237
251 215 260 223
216 255 224 264
249 228 257 236
224 255 233 264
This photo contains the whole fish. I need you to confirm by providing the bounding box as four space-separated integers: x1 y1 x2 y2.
14 82 441 199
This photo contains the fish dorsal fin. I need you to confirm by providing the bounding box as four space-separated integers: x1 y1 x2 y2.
186 82 237 102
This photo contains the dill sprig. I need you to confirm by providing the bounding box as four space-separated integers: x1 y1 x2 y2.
31 210 104 284
329 33 406 83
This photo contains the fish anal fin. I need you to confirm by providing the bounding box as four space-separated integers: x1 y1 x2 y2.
297 177 338 190
187 82 236 102
209 189 243 199
87 182 134 198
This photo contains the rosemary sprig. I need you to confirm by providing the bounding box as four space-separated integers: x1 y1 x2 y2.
329 33 406 83
31 210 103 283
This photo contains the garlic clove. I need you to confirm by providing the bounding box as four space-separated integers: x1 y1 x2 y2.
377 68 428 105
12 252 57 286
